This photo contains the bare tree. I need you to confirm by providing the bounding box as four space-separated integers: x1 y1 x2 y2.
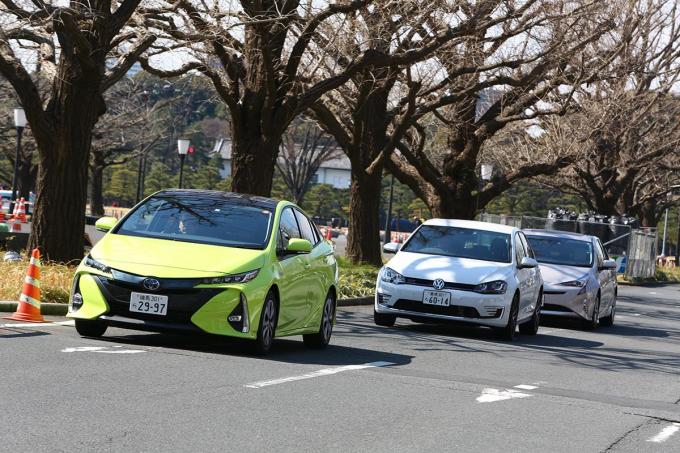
276 118 340 205
311 0 612 264
142 0 456 202
0 0 155 261
89 80 166 216
533 0 680 226
384 0 621 223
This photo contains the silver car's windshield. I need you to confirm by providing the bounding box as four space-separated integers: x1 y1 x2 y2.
401 225 512 263
526 235 593 267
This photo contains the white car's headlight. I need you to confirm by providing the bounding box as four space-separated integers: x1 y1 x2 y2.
380 267 405 284
473 280 507 294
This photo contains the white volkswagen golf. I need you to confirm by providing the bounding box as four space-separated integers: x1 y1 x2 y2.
375 219 543 340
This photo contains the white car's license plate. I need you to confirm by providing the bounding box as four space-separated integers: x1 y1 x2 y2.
130 292 168 315
422 290 450 306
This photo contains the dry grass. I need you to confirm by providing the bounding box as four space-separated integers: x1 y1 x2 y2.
0 252 380 303
0 253 75 303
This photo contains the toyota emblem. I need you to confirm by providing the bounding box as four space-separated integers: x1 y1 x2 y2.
142 278 161 291
432 278 445 290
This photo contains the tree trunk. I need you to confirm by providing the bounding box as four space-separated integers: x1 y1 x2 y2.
230 130 279 196
346 170 383 266
27 62 104 262
89 161 105 217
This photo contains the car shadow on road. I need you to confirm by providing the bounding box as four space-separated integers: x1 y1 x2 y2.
336 310 680 375
94 330 412 367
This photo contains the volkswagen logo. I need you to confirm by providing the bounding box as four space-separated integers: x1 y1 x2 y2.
432 278 445 290
142 278 161 291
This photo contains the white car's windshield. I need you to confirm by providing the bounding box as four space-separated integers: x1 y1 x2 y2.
115 195 274 249
526 235 593 267
401 225 512 263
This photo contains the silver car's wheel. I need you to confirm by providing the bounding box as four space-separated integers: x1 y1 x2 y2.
584 295 600 330
304 291 335 348
254 292 277 354
600 298 616 327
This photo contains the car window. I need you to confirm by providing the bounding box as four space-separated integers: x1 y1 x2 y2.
526 235 594 268
115 195 274 249
400 225 511 263
279 207 301 249
514 234 526 264
594 239 606 264
518 232 534 259
294 209 318 245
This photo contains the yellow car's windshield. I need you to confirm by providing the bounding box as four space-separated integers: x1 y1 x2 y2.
115 194 274 249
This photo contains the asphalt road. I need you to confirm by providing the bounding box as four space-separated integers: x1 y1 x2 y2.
2 284 680 452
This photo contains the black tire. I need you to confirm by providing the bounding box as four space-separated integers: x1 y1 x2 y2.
495 294 519 341
374 310 396 327
600 298 616 327
253 291 278 354
75 319 107 337
519 290 542 335
583 295 600 330
304 291 336 348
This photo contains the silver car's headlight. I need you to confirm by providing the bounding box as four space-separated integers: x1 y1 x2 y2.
380 267 405 284
202 269 260 285
473 280 507 294
559 278 588 294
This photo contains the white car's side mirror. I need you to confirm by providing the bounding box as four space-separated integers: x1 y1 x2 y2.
383 242 401 254
519 257 538 268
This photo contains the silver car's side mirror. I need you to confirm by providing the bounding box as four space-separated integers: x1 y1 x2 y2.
519 257 538 268
600 259 617 271
383 242 401 254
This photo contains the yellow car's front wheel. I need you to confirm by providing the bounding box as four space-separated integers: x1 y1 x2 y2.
253 291 278 354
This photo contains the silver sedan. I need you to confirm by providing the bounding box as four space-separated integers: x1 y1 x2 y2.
524 230 617 329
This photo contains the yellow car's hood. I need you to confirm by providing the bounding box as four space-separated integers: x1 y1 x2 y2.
90 234 266 278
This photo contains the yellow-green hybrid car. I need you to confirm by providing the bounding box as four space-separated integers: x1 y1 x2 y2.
68 190 338 353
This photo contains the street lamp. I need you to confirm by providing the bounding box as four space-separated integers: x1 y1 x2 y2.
177 139 190 189
383 174 395 245
10 108 27 214
477 163 494 218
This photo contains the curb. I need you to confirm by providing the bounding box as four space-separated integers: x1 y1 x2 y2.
0 301 68 316
0 297 374 314
338 296 373 306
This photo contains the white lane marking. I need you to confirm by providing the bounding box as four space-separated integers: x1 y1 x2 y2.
0 320 75 328
650 292 657 295
476 388 531 403
245 361 394 389
514 384 538 390
62 346 105 353
61 346 145 354
648 423 680 443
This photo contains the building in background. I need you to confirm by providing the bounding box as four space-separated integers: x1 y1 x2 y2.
212 138 351 189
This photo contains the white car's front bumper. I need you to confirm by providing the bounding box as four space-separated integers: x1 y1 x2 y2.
375 280 512 328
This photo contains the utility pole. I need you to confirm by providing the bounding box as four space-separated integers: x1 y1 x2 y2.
384 174 394 245
661 208 669 255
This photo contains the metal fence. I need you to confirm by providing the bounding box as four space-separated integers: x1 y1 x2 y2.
479 214 658 278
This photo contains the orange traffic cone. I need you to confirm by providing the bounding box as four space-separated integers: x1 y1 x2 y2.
11 199 19 219
325 227 333 240
16 198 27 223
10 220 21 233
3 249 46 323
